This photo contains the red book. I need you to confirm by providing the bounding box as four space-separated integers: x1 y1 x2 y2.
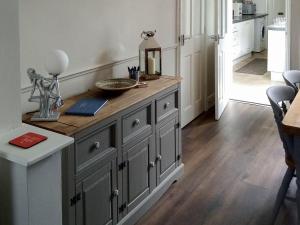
9 132 48 149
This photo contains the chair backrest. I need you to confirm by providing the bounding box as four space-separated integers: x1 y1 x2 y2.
283 70 300 93
266 86 295 154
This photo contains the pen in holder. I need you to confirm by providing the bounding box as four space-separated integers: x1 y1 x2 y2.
128 66 140 82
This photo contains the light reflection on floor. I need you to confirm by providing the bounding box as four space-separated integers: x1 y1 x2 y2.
231 51 284 105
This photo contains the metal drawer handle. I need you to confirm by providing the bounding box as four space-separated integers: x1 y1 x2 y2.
164 102 170 109
133 119 140 126
94 142 100 149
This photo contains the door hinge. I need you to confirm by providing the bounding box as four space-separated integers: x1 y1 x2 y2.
119 161 127 171
119 202 127 213
70 193 81 206
176 123 181 129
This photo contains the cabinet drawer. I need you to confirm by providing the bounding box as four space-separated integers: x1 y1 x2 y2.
75 123 116 173
122 104 152 144
156 91 178 123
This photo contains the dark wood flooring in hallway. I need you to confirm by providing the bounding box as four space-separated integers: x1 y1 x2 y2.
136 101 297 225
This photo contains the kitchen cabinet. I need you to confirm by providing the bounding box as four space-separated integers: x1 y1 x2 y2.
122 136 155 215
233 20 255 60
24 76 184 225
75 155 118 225
156 114 179 184
268 25 286 81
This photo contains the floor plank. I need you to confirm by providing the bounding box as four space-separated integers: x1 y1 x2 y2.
136 101 297 225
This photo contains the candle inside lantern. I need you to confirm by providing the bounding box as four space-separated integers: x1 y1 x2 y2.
148 57 156 74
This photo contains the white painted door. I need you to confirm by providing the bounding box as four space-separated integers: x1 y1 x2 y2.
212 0 232 120
180 0 205 127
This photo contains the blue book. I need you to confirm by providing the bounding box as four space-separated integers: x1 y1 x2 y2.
65 98 108 116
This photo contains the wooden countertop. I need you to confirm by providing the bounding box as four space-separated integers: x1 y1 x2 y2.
283 91 300 134
23 76 181 136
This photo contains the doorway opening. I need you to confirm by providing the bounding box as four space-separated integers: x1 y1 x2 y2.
230 0 290 105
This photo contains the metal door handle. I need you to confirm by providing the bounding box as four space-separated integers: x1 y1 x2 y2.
164 102 170 109
149 161 155 168
112 189 119 197
156 155 162 161
179 34 191 46
133 119 140 127
209 34 224 43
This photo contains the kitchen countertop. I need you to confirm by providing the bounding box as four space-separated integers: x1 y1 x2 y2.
233 13 268 24
267 24 286 31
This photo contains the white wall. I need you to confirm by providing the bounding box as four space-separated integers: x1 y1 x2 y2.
0 0 21 134
19 0 178 113
252 0 267 14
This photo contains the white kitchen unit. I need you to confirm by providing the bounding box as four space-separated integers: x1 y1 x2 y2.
0 124 74 225
232 19 255 60
268 24 286 81
254 17 266 52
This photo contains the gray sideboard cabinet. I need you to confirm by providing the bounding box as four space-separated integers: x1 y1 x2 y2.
23 76 184 225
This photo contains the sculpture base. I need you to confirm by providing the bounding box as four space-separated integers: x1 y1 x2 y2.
30 112 60 122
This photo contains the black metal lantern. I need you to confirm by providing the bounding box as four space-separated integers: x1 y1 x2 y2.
139 31 162 80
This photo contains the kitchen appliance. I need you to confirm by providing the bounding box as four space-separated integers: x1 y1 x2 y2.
242 3 256 15
233 3 243 17
254 17 266 52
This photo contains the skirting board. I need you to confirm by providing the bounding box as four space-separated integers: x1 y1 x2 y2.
233 53 252 66
119 164 184 225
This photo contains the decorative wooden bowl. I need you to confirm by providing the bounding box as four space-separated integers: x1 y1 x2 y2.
95 78 138 92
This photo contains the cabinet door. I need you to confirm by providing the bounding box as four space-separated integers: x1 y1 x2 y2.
76 158 117 225
249 20 254 52
241 20 254 54
156 116 179 184
122 136 155 214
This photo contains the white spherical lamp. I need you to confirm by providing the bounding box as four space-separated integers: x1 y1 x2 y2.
45 49 69 75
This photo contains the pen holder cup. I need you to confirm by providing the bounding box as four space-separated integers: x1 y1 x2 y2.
129 71 140 81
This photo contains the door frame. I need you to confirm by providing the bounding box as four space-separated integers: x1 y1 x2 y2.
176 0 292 113
285 0 291 70
176 0 181 77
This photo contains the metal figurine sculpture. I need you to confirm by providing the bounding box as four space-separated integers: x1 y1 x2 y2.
27 50 69 121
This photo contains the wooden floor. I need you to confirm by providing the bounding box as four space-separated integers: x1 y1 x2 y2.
137 101 297 225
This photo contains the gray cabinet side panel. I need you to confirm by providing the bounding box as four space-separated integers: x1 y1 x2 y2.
0 159 28 225
28 151 62 225
62 145 76 225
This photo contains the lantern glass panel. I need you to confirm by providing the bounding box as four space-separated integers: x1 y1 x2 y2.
139 49 146 75
145 48 161 75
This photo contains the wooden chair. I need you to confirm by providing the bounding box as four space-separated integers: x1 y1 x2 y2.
266 85 296 224
283 70 300 94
